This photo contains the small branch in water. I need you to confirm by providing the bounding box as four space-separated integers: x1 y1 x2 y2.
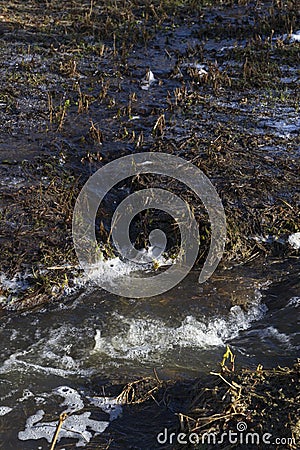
50 412 68 450
210 372 240 389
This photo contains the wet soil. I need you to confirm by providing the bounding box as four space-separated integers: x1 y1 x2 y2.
0 0 299 309
0 2 299 448
0 1 299 307
95 360 299 449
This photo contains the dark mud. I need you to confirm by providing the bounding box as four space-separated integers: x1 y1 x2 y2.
96 359 299 449
0 0 299 309
0 2 299 448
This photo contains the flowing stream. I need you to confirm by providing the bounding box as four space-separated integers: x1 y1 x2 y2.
0 263 299 448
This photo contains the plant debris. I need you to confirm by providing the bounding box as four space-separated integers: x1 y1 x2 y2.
173 354 300 449
0 0 299 310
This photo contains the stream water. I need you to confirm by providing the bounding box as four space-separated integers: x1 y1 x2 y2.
0 262 299 449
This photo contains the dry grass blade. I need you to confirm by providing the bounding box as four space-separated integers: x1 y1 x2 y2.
50 412 68 450
116 377 163 405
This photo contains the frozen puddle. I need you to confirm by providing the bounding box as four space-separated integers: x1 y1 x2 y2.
16 386 122 447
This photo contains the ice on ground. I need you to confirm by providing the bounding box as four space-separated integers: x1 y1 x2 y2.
140 69 157 90
274 30 300 43
0 406 13 416
282 30 300 43
0 272 30 293
288 232 300 250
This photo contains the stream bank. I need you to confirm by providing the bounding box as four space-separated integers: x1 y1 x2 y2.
0 0 299 309
0 1 299 449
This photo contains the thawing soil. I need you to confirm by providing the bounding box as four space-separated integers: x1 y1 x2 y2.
0 2 299 449
0 0 299 309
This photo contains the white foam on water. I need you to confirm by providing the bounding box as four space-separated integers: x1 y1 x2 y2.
18 387 122 447
89 257 143 282
259 326 292 349
0 325 93 378
0 246 172 306
18 389 35 402
54 252 155 299
54 386 84 413
0 406 13 416
86 250 172 286
87 396 122 421
18 410 109 447
0 353 90 378
93 291 267 361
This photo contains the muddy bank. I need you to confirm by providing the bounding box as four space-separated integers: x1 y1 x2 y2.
0 1 299 306
174 360 300 449
82 355 299 449
0 4 299 450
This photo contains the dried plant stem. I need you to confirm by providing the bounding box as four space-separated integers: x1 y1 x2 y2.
50 412 68 450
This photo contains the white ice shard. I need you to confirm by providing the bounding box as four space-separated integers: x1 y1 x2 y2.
288 232 300 250
140 69 157 90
